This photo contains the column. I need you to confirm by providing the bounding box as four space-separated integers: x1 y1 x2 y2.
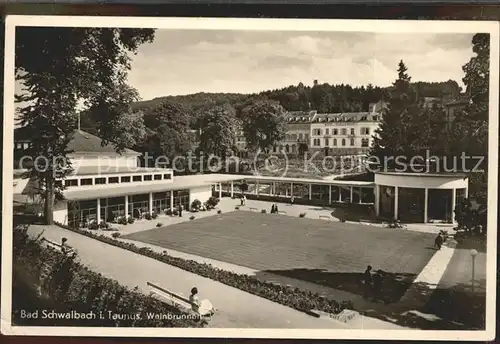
328 185 332 204
359 187 362 204
218 183 222 198
309 184 312 200
350 186 353 203
272 182 276 195
256 181 260 196
230 181 234 198
125 195 129 217
170 191 174 210
290 182 293 196
338 186 341 202
394 186 399 220
97 198 101 223
148 192 153 215
424 188 428 223
465 186 469 199
451 188 456 223
375 186 380 216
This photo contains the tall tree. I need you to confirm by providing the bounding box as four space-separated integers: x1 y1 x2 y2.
15 27 155 224
240 99 287 153
153 101 193 162
371 60 419 166
198 104 239 158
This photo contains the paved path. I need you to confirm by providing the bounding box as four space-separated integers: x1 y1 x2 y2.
27 224 349 329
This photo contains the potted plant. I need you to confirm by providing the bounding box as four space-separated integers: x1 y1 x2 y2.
127 216 135 224
144 213 152 220
191 199 202 212
152 212 158 219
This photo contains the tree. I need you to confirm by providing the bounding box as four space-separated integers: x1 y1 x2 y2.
153 101 193 162
16 27 155 224
371 60 419 166
198 104 239 158
240 99 287 153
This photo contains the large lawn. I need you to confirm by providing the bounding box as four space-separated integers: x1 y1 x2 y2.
123 211 436 302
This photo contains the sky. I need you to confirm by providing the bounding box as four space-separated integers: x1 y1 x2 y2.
125 30 475 100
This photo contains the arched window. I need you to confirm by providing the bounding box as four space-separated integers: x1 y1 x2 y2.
285 144 290 153
292 144 296 153
342 139 346 146
333 138 337 146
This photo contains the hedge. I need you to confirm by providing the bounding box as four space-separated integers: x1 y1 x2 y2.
13 225 201 327
55 222 354 316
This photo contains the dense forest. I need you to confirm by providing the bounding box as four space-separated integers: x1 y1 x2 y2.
108 79 462 132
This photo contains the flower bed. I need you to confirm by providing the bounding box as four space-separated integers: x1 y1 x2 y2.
55 222 354 316
13 225 201 327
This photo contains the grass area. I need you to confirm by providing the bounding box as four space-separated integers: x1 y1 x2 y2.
123 211 436 303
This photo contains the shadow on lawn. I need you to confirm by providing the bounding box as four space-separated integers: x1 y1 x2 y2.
260 268 416 304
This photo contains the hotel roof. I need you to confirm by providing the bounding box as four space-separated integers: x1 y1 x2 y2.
68 166 170 176
14 128 140 156
312 112 380 123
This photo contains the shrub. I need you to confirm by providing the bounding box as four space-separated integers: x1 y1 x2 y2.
173 209 179 216
191 199 202 212
12 225 200 328
118 217 128 225
111 232 121 238
217 210 222 215
299 213 306 218
144 213 152 220
53 221 353 317
156 222 163 227
189 215 195 220
127 216 135 224
88 221 99 230
152 212 158 219
206 196 220 209
98 221 109 230
235 206 240 210
261 209 267 214
165 208 172 216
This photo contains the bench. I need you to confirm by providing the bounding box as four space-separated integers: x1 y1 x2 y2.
277 211 287 215
146 282 215 317
42 238 75 255
319 215 331 221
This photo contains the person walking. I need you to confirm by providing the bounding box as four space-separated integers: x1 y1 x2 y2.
434 232 444 250
290 196 295 205
178 204 183 217
363 265 373 299
275 204 279 214
242 194 246 206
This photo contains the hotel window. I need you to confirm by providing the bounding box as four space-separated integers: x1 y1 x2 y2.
372 115 379 121
350 139 355 146
305 133 309 140
80 178 93 186
341 128 347 135
342 139 346 146
121 176 131 183
133 175 142 182
65 179 78 187
333 129 338 135
313 138 321 147
313 128 322 136
55 180 63 188
298 133 303 140
154 174 162 180
325 138 329 146
325 129 329 135
144 175 152 181
333 138 337 146
361 138 370 147
95 177 106 185
108 177 119 184
360 127 370 135
350 128 355 135
164 174 172 180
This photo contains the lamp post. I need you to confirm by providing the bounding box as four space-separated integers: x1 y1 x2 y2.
470 249 478 292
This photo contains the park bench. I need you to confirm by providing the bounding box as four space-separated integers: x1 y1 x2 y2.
319 215 331 221
277 211 287 215
41 238 75 255
146 282 216 318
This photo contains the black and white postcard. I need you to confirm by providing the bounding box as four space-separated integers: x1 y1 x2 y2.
1 16 498 340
